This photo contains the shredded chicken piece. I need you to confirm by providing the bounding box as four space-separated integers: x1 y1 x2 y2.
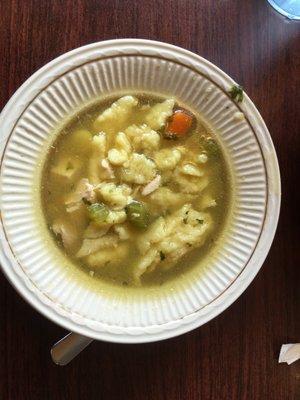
65 178 96 212
83 223 111 239
101 159 115 179
52 220 77 249
76 234 119 258
141 175 161 196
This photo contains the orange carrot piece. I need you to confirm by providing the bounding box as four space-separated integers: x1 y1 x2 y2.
166 110 193 137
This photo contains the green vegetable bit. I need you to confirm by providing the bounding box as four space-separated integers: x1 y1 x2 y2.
229 84 243 102
125 201 150 229
205 138 220 156
160 251 166 261
87 202 109 225
200 135 220 157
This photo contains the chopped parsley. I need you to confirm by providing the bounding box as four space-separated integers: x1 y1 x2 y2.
160 251 166 261
196 219 204 224
199 136 220 158
229 85 243 102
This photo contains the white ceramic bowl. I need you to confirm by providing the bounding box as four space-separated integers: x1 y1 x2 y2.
0 40 280 343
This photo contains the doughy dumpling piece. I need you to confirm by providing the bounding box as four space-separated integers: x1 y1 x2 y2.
91 132 107 156
87 242 129 268
137 217 166 254
96 182 132 209
145 98 175 130
134 248 160 281
154 148 181 170
107 148 128 166
115 132 132 153
148 187 195 212
93 96 138 132
119 153 156 184
125 124 160 152
106 210 127 224
76 234 119 258
173 168 209 194
51 157 82 180
181 163 204 177
134 204 212 280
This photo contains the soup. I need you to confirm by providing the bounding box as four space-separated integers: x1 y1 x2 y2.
41 94 231 287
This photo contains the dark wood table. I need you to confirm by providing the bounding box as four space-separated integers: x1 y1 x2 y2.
0 1 299 399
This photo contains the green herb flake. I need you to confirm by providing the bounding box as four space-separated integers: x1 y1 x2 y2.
229 84 243 102
160 251 166 261
197 219 204 224
205 138 220 157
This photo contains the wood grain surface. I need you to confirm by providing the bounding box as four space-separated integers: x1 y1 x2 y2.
0 1 299 399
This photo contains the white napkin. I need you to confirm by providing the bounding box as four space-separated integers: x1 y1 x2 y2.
279 344 300 365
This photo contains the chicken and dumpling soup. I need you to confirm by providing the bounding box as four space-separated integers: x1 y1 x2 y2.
41 94 231 287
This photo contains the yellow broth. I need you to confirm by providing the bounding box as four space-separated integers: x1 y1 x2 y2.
41 94 231 287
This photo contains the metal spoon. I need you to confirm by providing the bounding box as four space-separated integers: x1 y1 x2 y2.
51 332 93 366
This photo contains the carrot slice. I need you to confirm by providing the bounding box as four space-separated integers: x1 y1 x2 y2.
165 110 193 137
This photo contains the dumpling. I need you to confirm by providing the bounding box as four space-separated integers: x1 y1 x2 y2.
145 98 175 130
51 156 82 180
134 204 212 281
147 187 195 212
86 242 129 268
125 124 160 152
93 96 138 132
96 182 132 209
118 153 156 184
154 148 182 170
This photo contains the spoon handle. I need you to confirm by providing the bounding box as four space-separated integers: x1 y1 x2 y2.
51 332 93 366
